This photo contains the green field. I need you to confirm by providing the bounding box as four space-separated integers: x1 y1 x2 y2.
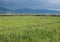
0 16 60 42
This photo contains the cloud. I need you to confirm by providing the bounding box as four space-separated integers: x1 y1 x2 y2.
0 0 60 9
49 0 60 4
0 0 48 8
46 0 60 9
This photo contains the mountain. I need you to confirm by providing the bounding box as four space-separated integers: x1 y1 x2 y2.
14 8 60 14
0 7 60 14
0 7 12 14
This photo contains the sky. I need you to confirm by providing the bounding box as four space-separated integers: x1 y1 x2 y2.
0 0 60 10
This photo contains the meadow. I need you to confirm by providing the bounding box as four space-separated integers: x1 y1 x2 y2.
0 16 60 42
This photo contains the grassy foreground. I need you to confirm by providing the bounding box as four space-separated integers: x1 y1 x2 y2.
0 16 60 42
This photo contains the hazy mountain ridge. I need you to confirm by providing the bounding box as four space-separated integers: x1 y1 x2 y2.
0 7 12 14
0 7 60 14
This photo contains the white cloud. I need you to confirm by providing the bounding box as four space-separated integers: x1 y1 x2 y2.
49 0 60 4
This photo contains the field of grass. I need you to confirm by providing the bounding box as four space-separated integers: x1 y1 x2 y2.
0 16 60 42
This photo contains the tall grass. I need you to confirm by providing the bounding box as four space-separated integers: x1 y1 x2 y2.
0 16 60 42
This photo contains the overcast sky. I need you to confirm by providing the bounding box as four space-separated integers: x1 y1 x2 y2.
0 0 60 9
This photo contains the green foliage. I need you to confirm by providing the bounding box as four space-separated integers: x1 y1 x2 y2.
0 16 60 42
